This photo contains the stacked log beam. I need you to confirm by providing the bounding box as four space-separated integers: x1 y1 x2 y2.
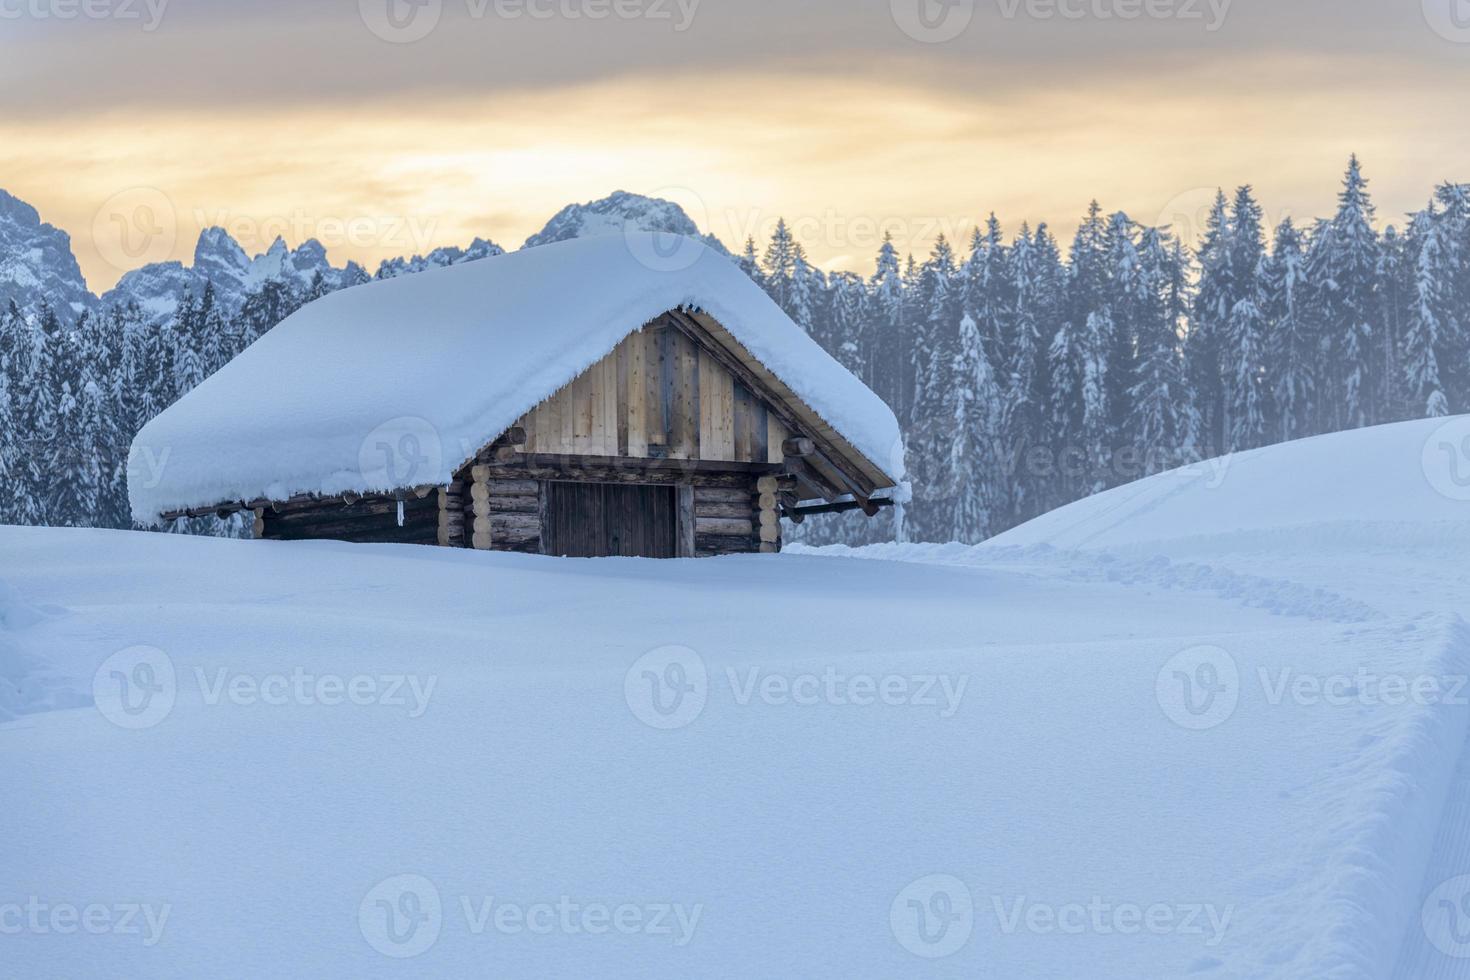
470 469 543 553
438 479 467 547
259 493 439 544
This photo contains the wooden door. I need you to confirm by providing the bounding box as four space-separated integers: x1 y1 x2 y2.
544 483 677 558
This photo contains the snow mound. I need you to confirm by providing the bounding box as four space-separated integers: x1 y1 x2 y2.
130 233 903 523
990 418 1470 552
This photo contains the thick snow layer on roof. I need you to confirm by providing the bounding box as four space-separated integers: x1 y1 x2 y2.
128 234 903 523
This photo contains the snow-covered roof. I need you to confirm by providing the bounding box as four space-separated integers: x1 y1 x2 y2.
129 234 904 524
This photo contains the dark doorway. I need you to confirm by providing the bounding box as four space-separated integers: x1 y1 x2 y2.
544 482 678 558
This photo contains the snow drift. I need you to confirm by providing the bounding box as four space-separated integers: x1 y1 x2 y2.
9 418 1470 978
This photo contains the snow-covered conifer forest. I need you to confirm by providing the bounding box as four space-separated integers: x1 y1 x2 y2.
3 159 1467 544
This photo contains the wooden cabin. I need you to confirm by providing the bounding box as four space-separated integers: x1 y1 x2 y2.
131 234 905 558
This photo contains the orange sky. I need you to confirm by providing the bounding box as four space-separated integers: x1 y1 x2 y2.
2 2 1467 290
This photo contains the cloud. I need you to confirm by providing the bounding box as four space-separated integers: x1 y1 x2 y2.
3 57 1464 292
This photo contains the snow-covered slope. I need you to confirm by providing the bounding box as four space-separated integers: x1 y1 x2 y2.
7 419 1470 978
0 189 93 317
988 418 1470 553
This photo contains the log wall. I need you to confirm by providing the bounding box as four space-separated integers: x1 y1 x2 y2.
470 469 543 553
257 493 439 545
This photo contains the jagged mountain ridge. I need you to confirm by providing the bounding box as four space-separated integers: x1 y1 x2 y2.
0 189 728 324
0 189 95 318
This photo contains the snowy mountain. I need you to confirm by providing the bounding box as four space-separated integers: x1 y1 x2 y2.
0 185 716 324
1 186 718 327
100 229 370 322
5 418 1470 977
523 190 728 254
0 189 93 317
374 237 504 280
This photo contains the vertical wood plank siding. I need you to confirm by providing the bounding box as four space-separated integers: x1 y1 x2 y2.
515 323 787 465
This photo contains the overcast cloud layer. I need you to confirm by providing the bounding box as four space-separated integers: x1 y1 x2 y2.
2 0 1466 288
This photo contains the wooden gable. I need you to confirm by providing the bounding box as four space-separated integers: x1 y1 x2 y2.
511 318 793 466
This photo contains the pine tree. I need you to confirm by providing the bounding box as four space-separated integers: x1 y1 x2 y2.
1263 220 1314 442
826 271 869 377
761 219 798 313
737 237 764 289
197 282 230 375
1128 228 1192 464
1376 225 1410 421
1001 224 1045 522
1102 211 1143 438
786 242 822 336
1079 310 1112 494
1403 204 1453 417
1057 203 1115 493
867 234 906 413
905 236 960 541
1310 156 1381 429
1431 183 1470 409
1223 187 1268 451
947 314 1004 543
0 372 16 524
1187 191 1231 456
